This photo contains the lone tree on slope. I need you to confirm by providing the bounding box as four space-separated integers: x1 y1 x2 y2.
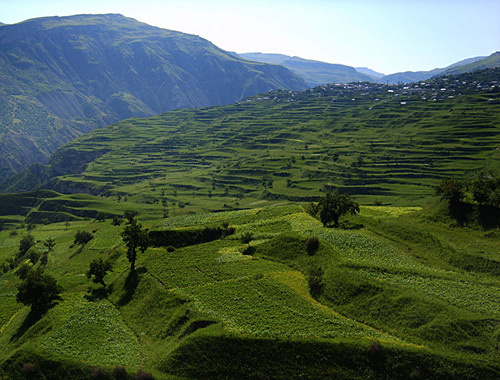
16 267 62 312
87 258 112 287
311 192 360 228
121 212 149 271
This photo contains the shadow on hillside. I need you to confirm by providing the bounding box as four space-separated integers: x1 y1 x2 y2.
117 267 146 306
449 202 500 230
10 304 55 343
85 286 109 302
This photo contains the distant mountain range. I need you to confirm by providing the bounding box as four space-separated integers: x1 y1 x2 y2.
238 53 373 86
0 14 306 182
239 51 500 86
355 67 385 80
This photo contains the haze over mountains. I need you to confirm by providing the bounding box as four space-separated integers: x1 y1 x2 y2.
0 14 306 182
238 53 374 87
239 51 500 85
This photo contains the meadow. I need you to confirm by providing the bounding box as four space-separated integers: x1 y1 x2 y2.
0 200 499 379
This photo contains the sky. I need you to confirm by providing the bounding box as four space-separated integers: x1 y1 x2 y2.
0 0 499 74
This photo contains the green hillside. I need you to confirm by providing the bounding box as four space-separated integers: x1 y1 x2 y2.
0 67 499 379
7 67 498 209
439 52 500 77
0 14 306 183
0 199 499 379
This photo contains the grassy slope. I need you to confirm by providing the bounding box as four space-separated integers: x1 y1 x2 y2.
40 72 500 210
0 203 499 379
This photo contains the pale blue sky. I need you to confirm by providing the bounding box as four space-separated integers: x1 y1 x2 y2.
1 0 498 74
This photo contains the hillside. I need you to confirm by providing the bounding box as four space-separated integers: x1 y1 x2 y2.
380 54 490 84
238 52 373 86
0 198 500 378
356 67 385 80
4 68 498 211
0 69 499 379
0 14 306 183
438 52 500 77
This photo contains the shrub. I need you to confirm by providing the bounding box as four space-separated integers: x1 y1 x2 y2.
242 246 256 255
112 217 122 226
366 340 382 360
91 367 110 380
19 234 35 257
74 230 93 246
21 362 38 378
112 366 128 380
307 265 323 298
135 369 154 379
305 237 319 255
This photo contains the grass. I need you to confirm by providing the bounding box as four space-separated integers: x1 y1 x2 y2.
0 202 500 378
13 71 497 212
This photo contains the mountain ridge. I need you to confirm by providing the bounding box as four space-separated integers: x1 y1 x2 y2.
0 14 306 183
238 52 373 86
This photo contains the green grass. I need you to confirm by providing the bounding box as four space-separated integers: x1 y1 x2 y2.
34 79 499 212
1 199 500 378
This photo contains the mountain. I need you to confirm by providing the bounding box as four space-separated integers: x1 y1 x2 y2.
380 55 488 84
238 53 373 86
438 51 500 76
355 67 385 79
0 14 307 183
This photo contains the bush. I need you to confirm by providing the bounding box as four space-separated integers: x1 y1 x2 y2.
74 230 93 246
307 265 323 298
21 362 38 378
305 237 319 255
112 366 128 380
91 367 110 380
242 246 256 255
135 369 154 379
19 234 35 257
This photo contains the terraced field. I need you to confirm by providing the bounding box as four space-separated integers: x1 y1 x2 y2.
28 71 498 210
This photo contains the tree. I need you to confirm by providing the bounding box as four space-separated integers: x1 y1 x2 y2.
435 178 465 203
471 175 500 207
316 192 360 227
16 267 62 312
43 237 56 252
74 230 93 246
95 211 107 222
19 234 35 257
121 213 149 271
87 258 112 286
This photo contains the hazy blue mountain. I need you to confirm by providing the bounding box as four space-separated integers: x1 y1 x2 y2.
438 51 500 76
355 67 385 80
238 52 373 86
0 14 306 182
380 55 488 84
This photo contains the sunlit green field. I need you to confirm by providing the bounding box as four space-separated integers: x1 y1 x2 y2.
1 202 499 379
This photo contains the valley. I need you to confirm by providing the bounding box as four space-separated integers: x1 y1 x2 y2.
0 12 499 380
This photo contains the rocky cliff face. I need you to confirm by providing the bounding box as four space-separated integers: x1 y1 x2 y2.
0 14 306 182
